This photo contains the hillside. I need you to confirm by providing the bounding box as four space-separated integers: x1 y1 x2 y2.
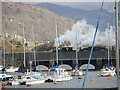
2 2 75 43
37 3 114 31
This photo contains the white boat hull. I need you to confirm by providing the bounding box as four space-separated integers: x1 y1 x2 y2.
26 79 45 85
6 68 19 73
46 75 72 82
72 71 83 76
100 70 116 76
46 68 72 82
100 66 116 76
0 74 13 80
53 76 72 82
7 74 45 85
72 69 83 76
7 81 20 86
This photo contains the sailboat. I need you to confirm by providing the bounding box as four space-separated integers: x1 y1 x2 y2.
45 15 72 82
0 33 14 81
5 38 19 72
45 67 72 82
100 23 116 77
72 25 83 76
15 21 26 73
25 23 46 85
0 72 13 81
5 66 19 73
7 71 45 85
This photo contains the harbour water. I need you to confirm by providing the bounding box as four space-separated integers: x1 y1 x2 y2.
1 71 117 89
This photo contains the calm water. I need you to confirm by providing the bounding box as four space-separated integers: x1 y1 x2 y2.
1 71 117 88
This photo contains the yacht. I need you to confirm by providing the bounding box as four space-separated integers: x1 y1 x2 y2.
5 66 19 73
7 71 45 85
100 66 116 76
100 24 116 77
71 31 84 76
0 72 13 81
45 67 72 82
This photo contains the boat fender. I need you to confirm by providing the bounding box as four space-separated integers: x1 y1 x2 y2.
54 82 58 84
2 86 7 89
90 79 95 81
2 83 6 86
83 72 86 75
68 74 71 76
107 78 112 80
78 77 82 79
108 74 112 77
66 81 71 83
98 75 101 77
26 84 32 86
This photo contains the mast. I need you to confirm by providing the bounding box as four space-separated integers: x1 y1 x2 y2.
75 27 78 69
107 23 110 67
11 38 14 66
115 1 120 90
22 21 26 68
32 23 36 66
3 33 5 68
55 15 58 65
0 2 3 66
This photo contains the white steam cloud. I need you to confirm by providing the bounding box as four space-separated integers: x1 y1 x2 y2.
54 19 115 48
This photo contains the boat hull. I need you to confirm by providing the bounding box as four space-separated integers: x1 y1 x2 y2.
26 79 45 85
53 76 72 82
6 68 19 73
100 71 116 77
46 76 72 82
7 81 20 86
72 69 83 76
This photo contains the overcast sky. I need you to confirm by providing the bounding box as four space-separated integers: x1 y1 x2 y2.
3 0 116 12
25 2 115 12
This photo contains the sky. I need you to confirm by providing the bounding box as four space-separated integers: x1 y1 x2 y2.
2 0 118 2
1 0 118 12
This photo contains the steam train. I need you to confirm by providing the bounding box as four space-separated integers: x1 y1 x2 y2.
52 46 108 52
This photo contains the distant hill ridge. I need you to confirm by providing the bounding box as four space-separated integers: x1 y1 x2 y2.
36 3 114 31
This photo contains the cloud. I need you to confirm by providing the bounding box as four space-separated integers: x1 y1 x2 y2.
54 19 115 48
2 0 116 2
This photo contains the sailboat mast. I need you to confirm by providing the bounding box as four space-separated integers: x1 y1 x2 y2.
55 15 58 65
22 21 26 68
32 23 36 66
75 29 78 68
11 38 14 66
115 1 120 90
107 23 110 67
3 33 5 67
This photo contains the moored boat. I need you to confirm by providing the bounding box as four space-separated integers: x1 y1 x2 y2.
26 79 45 85
72 69 83 76
5 66 19 73
100 67 116 77
0 72 13 81
45 67 72 82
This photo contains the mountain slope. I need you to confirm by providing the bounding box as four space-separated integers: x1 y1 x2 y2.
2 2 75 42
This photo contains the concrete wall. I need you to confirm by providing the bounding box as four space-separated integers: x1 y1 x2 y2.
2 50 116 70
